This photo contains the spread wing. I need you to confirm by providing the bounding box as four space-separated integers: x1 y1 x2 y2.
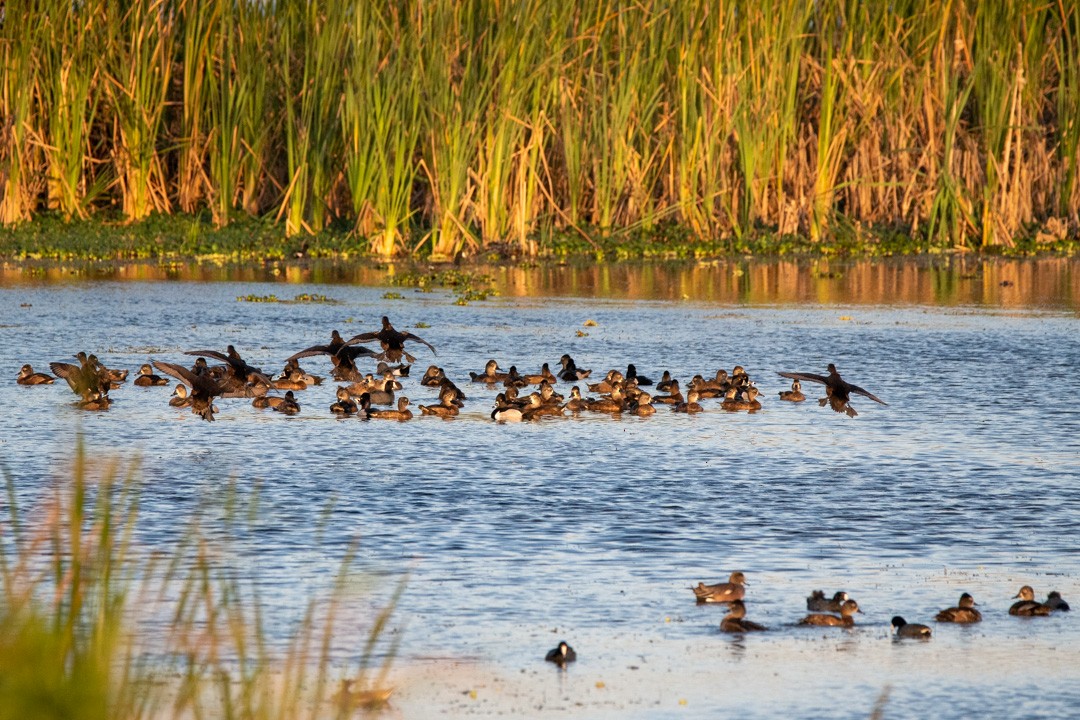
50 362 88 394
846 382 887 405
286 344 336 361
184 349 230 363
401 331 436 355
777 371 829 386
345 331 379 346
338 345 379 361
153 361 223 396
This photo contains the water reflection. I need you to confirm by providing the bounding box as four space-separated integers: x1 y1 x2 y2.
2 256 1077 308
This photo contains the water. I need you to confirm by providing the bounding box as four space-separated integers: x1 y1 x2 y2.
1 264 1079 717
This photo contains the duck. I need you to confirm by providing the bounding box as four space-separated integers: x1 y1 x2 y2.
778 379 805 402
503 365 529 388
347 316 436 363
655 370 675 392
153 361 226 421
169 384 192 408
935 593 982 623
691 572 746 603
1009 586 1052 616
651 379 683 405
806 590 849 613
891 616 932 639
1044 591 1070 612
537 381 564 406
563 386 588 413
719 600 767 633
272 390 301 415
491 394 523 422
91 355 127 387
558 354 591 381
329 346 380 382
628 392 656 417
132 364 169 387
625 363 653 386
16 364 54 385
798 599 861 627
588 370 624 394
330 387 358 415
363 376 397 406
721 386 762 412
286 329 351 362
376 361 410 378
585 386 625 414
368 396 413 421
419 393 460 418
470 360 507 383
77 391 111 411
519 363 558 386
545 641 576 666
185 345 269 385
252 392 286 409
51 354 106 401
777 363 886 417
275 358 322 387
688 374 721 399
420 365 446 387
438 378 467 406
331 679 395 712
522 392 564 421
673 389 703 414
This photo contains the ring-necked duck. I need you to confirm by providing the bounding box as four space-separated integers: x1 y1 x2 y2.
806 590 849 613
330 387 358 415
17 364 54 385
368 396 413 421
778 379 805 402
935 593 982 623
558 354 591 381
154 361 226 421
692 572 746 603
1044 591 1070 612
347 316 436 363
719 600 767 633
777 363 886 417
1009 586 1052 616
798 599 861 627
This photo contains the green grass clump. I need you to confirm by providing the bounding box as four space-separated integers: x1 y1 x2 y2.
0 442 400 719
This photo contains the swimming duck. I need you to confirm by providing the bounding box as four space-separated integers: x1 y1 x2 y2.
628 391 656 416
545 641 576 666
347 316 436 363
935 593 982 623
169 384 192 408
522 392 564 420
655 370 675 392
588 370 624 394
625 363 653 386
367 396 413 421
691 572 746 604
272 390 301 415
133 364 169 387
651 380 683 405
778 379 805 402
438 378 467 406
503 365 529 388
1044 591 1070 612
77 391 111 411
673 389 704 414
153 361 226 421
558 354 591 381
491 394 523 422
16 364 54 385
1009 586 1052 616
251 391 285 409
563 386 588 413
806 590 849 613
688 375 722 399
798 599 862 627
719 600 767 633
777 363 886 417
270 375 307 391
376 361 411 378
520 363 558 386
330 387 358 415
90 355 128 387
419 392 460 418
420 365 446 387
891 616 932 639
585 386 626 414
537 381 564 406
470 360 507 383
364 376 398 405
721 386 762 412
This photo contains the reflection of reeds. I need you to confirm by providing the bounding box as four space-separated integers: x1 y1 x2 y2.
0 442 399 719
2 1 1078 251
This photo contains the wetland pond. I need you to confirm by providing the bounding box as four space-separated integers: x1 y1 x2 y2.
2 256 1079 718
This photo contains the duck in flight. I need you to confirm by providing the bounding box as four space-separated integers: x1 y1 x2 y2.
777 363 886 417
347 316 436 363
185 345 270 385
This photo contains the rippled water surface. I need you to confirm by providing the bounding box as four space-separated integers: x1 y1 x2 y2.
2 263 1079 717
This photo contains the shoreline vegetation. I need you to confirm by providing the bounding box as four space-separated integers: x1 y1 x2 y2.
1 1 1078 260
0 444 400 719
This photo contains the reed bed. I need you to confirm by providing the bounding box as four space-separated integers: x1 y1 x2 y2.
1 0 1077 255
0 443 399 719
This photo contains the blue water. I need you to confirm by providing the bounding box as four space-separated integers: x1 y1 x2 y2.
1 277 1078 717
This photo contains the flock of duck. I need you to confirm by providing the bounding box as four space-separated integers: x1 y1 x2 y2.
545 576 1071 664
16 315 889 423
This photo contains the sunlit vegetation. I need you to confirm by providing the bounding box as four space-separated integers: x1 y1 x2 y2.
0 444 399 719
1 0 1078 258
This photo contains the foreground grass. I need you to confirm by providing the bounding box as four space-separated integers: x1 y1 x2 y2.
0 443 400 719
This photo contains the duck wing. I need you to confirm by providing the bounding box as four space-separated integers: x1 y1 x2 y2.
337 345 379 361
344 331 379 346
184 349 230 363
400 331 437 356
286 343 336 361
153 361 223 396
845 382 887 405
50 362 90 394
777 371 829 386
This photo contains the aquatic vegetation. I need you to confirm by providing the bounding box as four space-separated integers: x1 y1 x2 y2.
237 293 338 304
390 269 497 304
0 443 400 720
1 0 1078 255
